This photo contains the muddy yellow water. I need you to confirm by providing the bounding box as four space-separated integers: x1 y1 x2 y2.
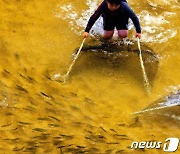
0 0 180 153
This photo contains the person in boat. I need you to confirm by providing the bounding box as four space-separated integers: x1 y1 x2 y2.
83 0 141 40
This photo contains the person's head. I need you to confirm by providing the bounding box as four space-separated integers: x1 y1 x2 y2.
106 0 121 11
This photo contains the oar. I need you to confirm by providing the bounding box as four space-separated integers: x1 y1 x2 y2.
54 38 86 83
137 38 151 94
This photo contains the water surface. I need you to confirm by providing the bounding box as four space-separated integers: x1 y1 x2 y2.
0 0 180 153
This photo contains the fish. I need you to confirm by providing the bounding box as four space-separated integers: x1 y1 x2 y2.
32 128 47 132
16 85 28 93
18 121 32 125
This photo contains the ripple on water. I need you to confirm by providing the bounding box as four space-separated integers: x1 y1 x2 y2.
0 0 180 153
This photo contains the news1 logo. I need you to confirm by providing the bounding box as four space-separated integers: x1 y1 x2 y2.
131 138 179 152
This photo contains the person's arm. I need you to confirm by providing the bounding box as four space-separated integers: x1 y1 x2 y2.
84 1 106 34
122 2 141 36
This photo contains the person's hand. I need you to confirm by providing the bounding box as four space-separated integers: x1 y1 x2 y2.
83 32 89 38
136 33 141 39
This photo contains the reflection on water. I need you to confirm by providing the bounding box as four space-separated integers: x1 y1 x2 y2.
0 0 180 153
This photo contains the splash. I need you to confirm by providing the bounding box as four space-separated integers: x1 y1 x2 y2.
165 85 180 93
146 0 179 8
139 11 177 43
163 91 180 106
53 0 138 38
53 0 178 43
53 0 103 35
